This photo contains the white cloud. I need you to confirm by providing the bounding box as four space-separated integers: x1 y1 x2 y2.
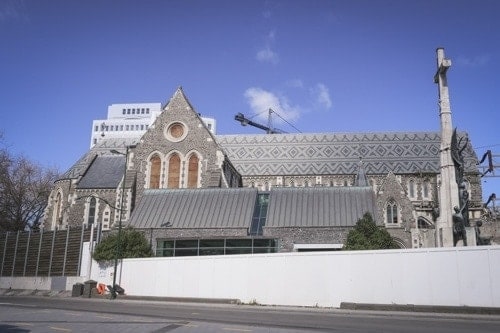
456 54 490 67
244 87 300 123
310 83 332 109
256 47 279 64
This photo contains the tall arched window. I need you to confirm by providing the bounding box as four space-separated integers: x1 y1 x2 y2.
187 154 199 188
53 192 62 228
88 197 97 226
168 153 181 188
422 180 429 198
149 154 161 189
386 199 399 225
408 180 415 198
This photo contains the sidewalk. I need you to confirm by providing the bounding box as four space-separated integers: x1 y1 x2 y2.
2 288 500 315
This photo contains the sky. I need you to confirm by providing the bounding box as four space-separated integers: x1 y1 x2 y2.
0 0 499 200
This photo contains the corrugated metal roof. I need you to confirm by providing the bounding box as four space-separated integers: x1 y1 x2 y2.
77 156 125 189
128 187 258 229
266 186 377 228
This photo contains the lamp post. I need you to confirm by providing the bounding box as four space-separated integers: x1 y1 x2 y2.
109 146 130 299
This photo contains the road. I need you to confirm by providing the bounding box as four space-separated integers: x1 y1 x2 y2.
0 296 499 333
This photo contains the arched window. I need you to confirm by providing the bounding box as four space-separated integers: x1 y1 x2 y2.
53 192 62 228
386 199 399 224
167 153 181 188
422 180 429 198
408 180 415 198
87 197 97 226
149 154 161 189
187 154 199 188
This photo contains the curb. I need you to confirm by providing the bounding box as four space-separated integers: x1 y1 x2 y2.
340 302 500 315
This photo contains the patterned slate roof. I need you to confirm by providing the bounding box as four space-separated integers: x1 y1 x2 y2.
128 188 258 229
77 156 125 189
266 186 377 227
216 132 478 176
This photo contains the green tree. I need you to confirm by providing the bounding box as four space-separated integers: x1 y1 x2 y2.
344 212 399 250
93 227 153 261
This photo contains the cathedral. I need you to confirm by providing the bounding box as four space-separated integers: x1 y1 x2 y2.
42 83 483 254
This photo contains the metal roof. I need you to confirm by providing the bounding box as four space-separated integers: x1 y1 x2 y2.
128 187 258 229
77 155 125 189
128 185 377 230
266 186 377 228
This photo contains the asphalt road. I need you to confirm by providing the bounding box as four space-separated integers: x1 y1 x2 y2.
1 296 499 333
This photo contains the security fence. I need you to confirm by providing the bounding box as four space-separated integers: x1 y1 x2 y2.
0 224 101 277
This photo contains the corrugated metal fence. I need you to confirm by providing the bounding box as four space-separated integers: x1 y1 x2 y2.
0 225 100 277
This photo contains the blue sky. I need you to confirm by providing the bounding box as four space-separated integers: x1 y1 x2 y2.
0 0 499 200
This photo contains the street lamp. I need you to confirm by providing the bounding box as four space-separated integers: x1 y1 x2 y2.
109 146 132 299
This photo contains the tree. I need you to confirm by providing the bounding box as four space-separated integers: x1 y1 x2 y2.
93 227 153 261
344 212 399 250
0 137 58 232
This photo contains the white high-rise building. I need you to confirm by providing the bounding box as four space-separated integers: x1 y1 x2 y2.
90 103 216 147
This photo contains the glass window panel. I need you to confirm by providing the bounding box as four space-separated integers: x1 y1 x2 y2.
175 240 198 248
175 249 198 257
253 239 272 247
226 239 252 248
199 248 224 256
199 239 224 248
156 249 174 257
226 248 252 255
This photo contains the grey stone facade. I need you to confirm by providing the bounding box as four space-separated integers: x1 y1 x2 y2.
42 87 488 251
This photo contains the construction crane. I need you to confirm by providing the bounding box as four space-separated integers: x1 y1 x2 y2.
235 108 300 134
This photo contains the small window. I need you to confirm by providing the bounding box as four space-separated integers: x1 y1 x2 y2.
386 199 399 224
127 109 131 114
94 125 98 132
126 125 129 131
122 109 126 114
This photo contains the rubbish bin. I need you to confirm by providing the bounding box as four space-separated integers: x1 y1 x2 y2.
83 280 97 298
71 283 84 297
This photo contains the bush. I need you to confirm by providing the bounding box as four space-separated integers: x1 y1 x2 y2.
93 227 152 261
343 213 399 250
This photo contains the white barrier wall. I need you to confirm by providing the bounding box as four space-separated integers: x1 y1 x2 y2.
89 246 500 308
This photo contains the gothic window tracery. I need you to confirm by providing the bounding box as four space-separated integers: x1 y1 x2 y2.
386 199 399 225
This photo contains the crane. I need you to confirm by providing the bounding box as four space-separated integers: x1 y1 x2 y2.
235 108 300 134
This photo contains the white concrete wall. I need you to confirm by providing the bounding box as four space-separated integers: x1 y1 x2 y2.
2 246 499 308
87 246 500 308
0 276 85 291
